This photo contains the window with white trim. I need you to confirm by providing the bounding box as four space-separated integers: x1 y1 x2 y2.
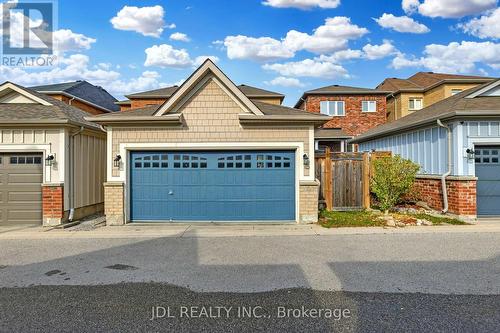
361 101 376 112
408 98 423 111
320 101 345 116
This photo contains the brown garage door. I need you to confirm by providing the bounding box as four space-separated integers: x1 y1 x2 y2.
0 153 43 225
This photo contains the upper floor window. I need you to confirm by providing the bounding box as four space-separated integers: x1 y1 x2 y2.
451 89 462 96
362 101 377 112
408 98 423 111
320 101 345 116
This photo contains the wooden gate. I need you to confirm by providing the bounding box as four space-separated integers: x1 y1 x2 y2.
315 148 390 211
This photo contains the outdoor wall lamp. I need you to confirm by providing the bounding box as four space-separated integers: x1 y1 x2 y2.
303 153 310 168
45 154 55 167
465 148 475 160
114 155 122 168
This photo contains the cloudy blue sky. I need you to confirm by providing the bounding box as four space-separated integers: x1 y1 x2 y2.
1 0 499 105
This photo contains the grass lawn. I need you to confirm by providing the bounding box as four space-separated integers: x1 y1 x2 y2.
319 210 386 228
320 210 468 228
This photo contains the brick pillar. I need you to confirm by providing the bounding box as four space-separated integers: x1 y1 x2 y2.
104 182 125 225
42 183 64 226
299 180 320 224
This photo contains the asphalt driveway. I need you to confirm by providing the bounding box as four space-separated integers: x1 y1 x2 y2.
0 232 499 331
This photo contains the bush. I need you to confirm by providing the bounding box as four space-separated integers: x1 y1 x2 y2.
371 155 420 213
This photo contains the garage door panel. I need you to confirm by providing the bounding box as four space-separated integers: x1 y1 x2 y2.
130 151 295 222
475 147 500 216
8 173 43 184
8 191 41 203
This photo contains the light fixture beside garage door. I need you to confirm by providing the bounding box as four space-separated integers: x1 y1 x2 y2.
114 154 122 168
45 153 55 167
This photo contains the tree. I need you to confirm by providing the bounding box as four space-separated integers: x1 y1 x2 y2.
371 155 420 214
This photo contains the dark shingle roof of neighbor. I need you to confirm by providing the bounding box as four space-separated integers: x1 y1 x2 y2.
92 100 325 119
377 72 494 93
124 84 284 100
30 80 119 112
0 82 101 130
352 80 500 143
315 128 352 139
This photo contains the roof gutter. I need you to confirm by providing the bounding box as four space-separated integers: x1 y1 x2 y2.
85 114 183 126
436 119 452 214
238 114 331 125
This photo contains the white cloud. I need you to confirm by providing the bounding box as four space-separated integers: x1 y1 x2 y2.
53 29 96 52
262 0 341 9
402 0 420 14
404 0 497 18
362 40 398 60
315 49 363 63
224 35 294 62
375 13 430 33
110 5 165 37
144 44 192 68
265 76 305 87
169 32 190 42
263 59 349 78
283 17 369 54
459 8 500 39
222 17 368 61
391 41 500 73
193 55 220 67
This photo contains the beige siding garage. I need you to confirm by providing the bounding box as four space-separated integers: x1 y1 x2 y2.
0 153 43 225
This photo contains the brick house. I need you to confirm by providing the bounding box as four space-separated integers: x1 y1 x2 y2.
31 80 119 114
116 84 285 111
294 85 389 152
353 79 500 219
377 72 493 122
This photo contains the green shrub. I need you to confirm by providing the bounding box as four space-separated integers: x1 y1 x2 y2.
371 155 420 213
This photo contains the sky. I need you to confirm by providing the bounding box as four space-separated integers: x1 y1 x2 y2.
0 0 499 105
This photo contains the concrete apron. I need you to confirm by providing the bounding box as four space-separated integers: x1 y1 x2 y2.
0 221 500 239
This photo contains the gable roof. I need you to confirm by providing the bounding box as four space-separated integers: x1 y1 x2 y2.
122 83 284 102
377 72 494 94
294 84 389 108
0 82 101 130
352 80 500 143
154 59 264 116
31 80 119 112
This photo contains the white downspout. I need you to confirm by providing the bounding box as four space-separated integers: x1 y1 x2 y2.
69 126 84 221
436 119 452 213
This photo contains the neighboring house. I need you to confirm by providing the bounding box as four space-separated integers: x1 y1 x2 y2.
377 72 493 122
31 80 119 114
294 85 388 152
116 84 285 111
352 79 500 218
0 82 106 226
87 60 330 225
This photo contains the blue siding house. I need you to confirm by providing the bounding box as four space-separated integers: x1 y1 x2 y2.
352 79 500 218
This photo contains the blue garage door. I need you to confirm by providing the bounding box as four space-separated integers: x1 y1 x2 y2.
475 147 500 216
130 151 296 222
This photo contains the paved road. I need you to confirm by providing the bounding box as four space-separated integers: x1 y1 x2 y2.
0 232 499 331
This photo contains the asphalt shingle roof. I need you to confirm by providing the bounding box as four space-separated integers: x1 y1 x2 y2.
303 85 387 94
353 81 500 143
30 80 119 112
1 82 101 129
124 84 284 100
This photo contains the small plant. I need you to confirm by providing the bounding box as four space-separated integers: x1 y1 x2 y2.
371 155 420 214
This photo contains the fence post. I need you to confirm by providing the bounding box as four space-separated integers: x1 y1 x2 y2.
324 147 333 210
362 152 370 209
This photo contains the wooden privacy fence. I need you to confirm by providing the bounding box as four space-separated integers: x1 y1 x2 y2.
315 148 391 211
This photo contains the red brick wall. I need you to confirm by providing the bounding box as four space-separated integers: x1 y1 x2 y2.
300 95 387 136
42 185 64 219
413 177 477 216
130 98 168 110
